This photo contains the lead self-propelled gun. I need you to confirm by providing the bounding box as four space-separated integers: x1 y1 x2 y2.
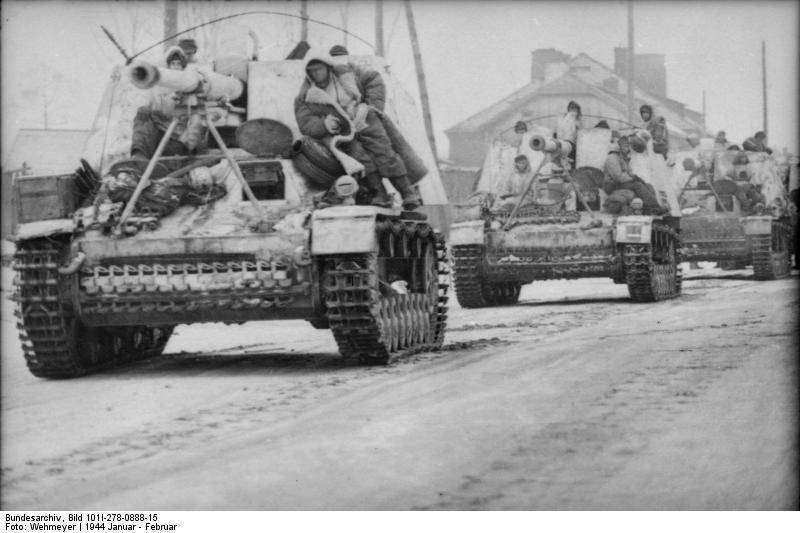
449 118 682 307
9 33 450 378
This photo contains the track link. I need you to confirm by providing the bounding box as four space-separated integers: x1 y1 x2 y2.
751 219 791 280
13 239 173 378
322 219 448 364
452 245 522 308
623 222 682 302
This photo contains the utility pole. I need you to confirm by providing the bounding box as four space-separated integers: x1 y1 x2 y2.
762 40 768 136
164 0 178 51
404 0 438 160
339 1 351 48
626 0 635 124
300 0 309 42
702 89 707 131
375 0 385 57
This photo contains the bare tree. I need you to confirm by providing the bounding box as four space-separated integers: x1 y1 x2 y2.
177 1 243 61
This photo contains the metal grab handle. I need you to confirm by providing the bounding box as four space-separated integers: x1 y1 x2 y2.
502 154 551 230
205 106 267 219
116 117 180 231
560 168 597 220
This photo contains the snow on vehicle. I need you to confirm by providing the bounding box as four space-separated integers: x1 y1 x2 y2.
673 140 792 279
9 39 450 378
449 117 682 307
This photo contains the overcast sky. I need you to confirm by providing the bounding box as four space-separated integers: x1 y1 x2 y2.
2 0 798 165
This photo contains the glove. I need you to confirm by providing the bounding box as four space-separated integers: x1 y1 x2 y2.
324 115 342 134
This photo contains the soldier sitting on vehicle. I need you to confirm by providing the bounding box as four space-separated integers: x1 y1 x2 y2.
742 131 773 155
178 37 199 64
639 104 669 159
555 101 582 168
294 50 423 210
130 46 207 160
494 154 534 211
602 135 664 214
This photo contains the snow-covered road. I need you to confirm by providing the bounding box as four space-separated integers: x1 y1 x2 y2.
1 267 797 509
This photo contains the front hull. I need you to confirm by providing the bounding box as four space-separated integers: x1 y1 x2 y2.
485 223 620 282
72 231 318 326
680 215 749 262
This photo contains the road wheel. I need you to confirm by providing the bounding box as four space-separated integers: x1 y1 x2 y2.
293 137 345 177
292 152 339 189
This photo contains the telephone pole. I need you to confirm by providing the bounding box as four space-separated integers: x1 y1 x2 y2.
404 0 438 160
300 0 309 42
375 0 385 57
626 0 635 123
164 0 178 51
702 89 706 131
762 40 768 136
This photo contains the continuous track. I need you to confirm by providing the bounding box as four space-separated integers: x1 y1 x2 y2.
751 219 791 280
322 219 448 364
623 222 682 302
13 238 173 378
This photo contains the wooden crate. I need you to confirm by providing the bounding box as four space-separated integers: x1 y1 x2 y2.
14 173 79 224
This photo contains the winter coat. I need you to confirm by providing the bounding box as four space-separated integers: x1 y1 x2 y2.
293 51 427 182
603 149 634 193
742 136 772 154
556 111 581 145
643 115 669 155
294 53 386 139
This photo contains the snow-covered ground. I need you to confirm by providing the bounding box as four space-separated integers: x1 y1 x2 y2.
1 265 797 509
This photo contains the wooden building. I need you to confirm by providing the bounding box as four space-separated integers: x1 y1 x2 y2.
445 48 708 168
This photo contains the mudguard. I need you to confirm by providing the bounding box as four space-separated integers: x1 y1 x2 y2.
615 216 653 244
13 219 75 241
741 215 772 235
450 220 486 246
310 205 399 255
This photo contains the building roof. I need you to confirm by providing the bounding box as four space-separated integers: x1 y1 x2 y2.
447 50 706 137
3 128 92 175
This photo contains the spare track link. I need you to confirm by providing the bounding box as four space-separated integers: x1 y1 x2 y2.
751 219 791 281
13 239 173 378
623 222 682 302
452 245 521 308
322 219 448 364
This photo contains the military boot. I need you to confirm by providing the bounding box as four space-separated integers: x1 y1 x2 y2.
363 173 392 208
390 175 421 211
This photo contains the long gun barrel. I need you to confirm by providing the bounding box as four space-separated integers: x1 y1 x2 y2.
129 61 244 102
529 135 572 155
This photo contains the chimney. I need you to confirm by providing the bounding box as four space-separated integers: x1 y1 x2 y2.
531 48 571 82
602 77 619 92
613 47 667 98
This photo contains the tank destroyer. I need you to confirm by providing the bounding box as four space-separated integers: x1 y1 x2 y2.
450 118 682 307
9 41 450 378
673 140 792 279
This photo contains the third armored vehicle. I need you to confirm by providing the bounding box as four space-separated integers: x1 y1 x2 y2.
673 142 792 279
9 39 450 378
450 118 682 307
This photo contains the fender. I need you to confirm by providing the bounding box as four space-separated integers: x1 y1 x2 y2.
310 205 399 255
450 220 486 246
615 215 653 244
13 219 75 241
741 215 772 235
